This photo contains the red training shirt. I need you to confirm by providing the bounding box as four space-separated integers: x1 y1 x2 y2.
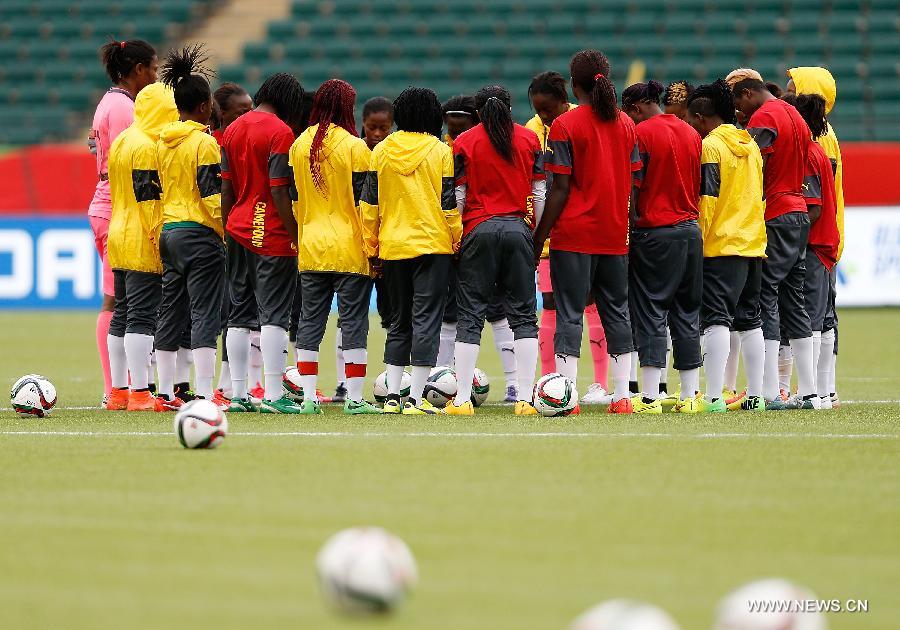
546 107 641 255
212 128 225 147
803 141 840 270
221 110 296 256
453 123 545 237
746 98 810 221
632 113 701 228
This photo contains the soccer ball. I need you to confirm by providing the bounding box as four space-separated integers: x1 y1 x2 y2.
373 369 411 403
423 366 457 408
316 526 418 614
173 399 228 449
10 374 57 418
714 578 826 630
283 366 304 402
570 599 681 630
533 373 579 417
470 368 490 407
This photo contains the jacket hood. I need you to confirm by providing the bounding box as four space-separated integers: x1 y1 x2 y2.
379 130 440 175
160 120 209 148
134 83 179 140
788 67 837 114
711 124 755 158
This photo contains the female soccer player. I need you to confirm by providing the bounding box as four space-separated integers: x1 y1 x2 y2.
533 49 640 414
361 96 394 151
360 87 462 414
90 39 157 406
212 82 252 144
106 83 178 411
154 45 225 409
686 80 768 412
620 80 703 414
662 80 693 120
443 85 545 416
288 79 382 415
221 72 306 414
441 95 478 149
526 71 610 405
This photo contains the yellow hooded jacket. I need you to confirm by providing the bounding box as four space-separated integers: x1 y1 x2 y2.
699 124 767 258
360 130 462 261
788 66 845 260
107 83 178 273
157 120 223 238
289 124 372 275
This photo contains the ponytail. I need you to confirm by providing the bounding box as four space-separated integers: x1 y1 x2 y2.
621 79 665 110
475 85 514 161
100 39 155 84
570 49 618 121
159 44 213 112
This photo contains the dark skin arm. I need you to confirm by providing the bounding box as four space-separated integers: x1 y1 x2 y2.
533 172 571 264
630 184 640 227
807 203 822 224
271 184 298 247
221 179 235 231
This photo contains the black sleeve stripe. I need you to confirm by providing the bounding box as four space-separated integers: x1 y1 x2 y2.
197 163 221 198
700 163 721 197
360 170 378 205
532 150 545 176
441 176 456 210
453 153 466 184
352 171 367 205
132 169 161 202
748 126 777 150
547 139 573 168
268 153 291 180
803 174 822 199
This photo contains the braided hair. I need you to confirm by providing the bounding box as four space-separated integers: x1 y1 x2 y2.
528 71 568 102
308 79 358 193
475 85 514 162
570 50 617 121
159 44 214 113
664 80 694 107
686 79 737 125
621 79 665 110
782 93 828 140
100 39 155 84
393 87 443 137
254 72 306 129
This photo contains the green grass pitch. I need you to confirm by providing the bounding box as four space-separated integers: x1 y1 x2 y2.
0 309 898 629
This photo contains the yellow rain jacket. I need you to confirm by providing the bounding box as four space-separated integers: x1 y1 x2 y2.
360 130 462 261
289 124 372 275
107 83 178 273
157 120 223 238
788 66 845 260
699 124 767 258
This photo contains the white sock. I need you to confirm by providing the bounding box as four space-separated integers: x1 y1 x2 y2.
409 365 431 404
660 346 670 392
147 349 155 391
811 331 822 398
703 325 730 401
335 328 346 386
778 344 793 393
385 364 405 395
610 353 632 402
176 347 192 385
297 349 319 403
453 342 480 406
108 334 127 389
555 353 578 381
739 328 765 397
629 350 638 381
437 322 456 367
491 318 517 388
640 366 661 400
226 327 251 399
829 353 837 395
679 368 700 399
344 348 367 403
261 325 288 401
789 336 816 399
818 329 835 397
514 337 539 403
249 329 262 386
124 333 153 390
763 339 781 401
217 360 232 396
193 347 216 400
155 349 177 399
724 330 741 392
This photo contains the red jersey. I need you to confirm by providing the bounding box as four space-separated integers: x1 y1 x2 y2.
804 141 840 270
212 128 225 146
221 110 296 256
453 123 544 237
633 114 701 228
746 98 810 221
546 107 641 255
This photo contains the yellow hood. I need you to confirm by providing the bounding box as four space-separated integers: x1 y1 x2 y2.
710 124 754 158
379 130 441 176
788 67 837 114
134 83 179 141
159 119 209 148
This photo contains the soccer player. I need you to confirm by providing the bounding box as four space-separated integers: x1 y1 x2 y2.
621 80 703 413
526 71 610 405
288 79 382 415
686 80 768 412
221 72 306 414
533 49 639 414
361 96 394 151
443 85 545 416
153 45 225 409
106 83 178 411
90 39 158 406
360 87 462 415
662 80 693 120
728 68 817 410
211 82 252 144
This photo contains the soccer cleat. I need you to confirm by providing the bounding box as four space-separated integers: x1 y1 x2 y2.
702 397 727 413
126 390 156 412
830 393 841 409
445 400 475 415
250 382 265 400
331 384 348 404
228 397 258 413
581 383 613 405
259 396 304 414
675 397 702 414
297 399 324 415
779 388 791 402
382 399 403 414
740 395 766 411
631 397 663 414
174 383 195 403
514 401 538 415
402 399 442 415
212 389 231 409
504 385 518 403
344 400 382 415
607 398 633 414
106 387 129 411
765 397 787 411
724 389 747 411
155 395 183 412
100 394 109 409
819 395 833 410
659 389 680 410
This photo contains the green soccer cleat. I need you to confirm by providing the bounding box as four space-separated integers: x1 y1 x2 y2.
228 397 258 413
259 396 303 414
702 397 727 413
344 400 383 415
297 399 324 415
740 395 766 411
765 397 787 411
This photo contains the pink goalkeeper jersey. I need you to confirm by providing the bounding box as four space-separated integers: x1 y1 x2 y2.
88 88 135 219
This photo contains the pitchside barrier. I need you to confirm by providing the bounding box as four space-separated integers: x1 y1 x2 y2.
0 209 899 309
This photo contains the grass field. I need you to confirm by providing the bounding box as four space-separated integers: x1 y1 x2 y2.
1 309 898 629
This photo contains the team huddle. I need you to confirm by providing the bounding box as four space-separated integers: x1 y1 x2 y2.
88 38 843 416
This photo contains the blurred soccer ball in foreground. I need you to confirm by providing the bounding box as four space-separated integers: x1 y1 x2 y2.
11 374 57 418
714 578 826 630
570 599 681 630
174 399 228 449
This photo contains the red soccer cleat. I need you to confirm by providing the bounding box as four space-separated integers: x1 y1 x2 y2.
607 398 634 414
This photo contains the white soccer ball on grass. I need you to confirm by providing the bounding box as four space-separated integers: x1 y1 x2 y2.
373 369 411 403
570 599 681 630
533 372 579 416
470 367 490 406
173 399 228 449
714 578 827 630
10 374 57 418
423 366 458 407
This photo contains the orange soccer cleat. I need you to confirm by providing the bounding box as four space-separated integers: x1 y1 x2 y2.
607 398 633 414
126 390 157 412
106 387 130 411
